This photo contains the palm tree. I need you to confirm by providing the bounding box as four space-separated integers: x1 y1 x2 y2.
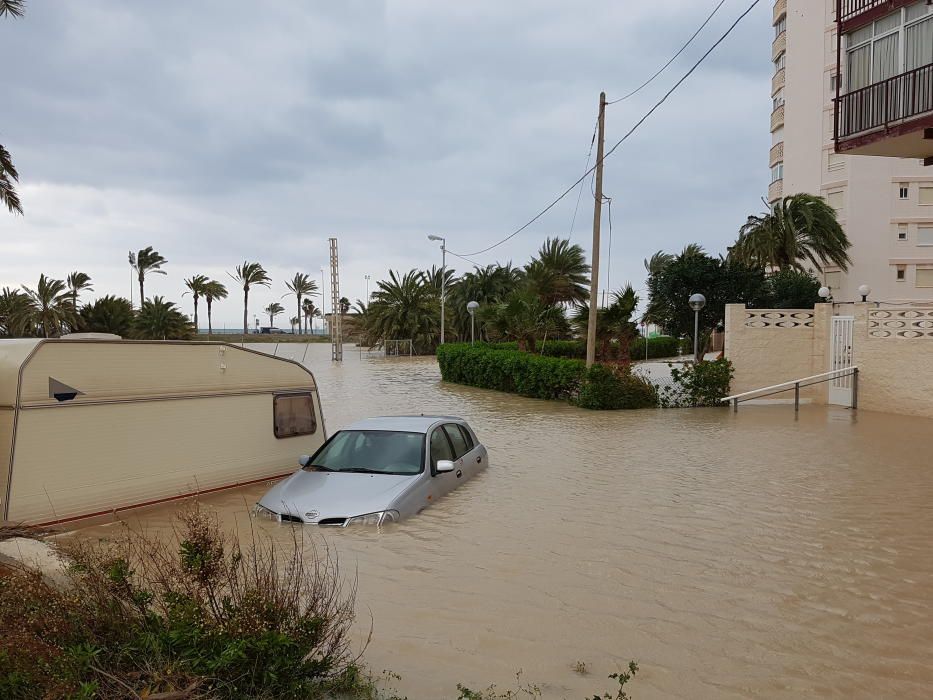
289 316 300 333
22 274 75 338
66 271 93 309
0 4 24 216
264 302 285 326
574 285 640 362
0 1 25 18
78 295 134 337
302 297 320 335
644 251 674 276
732 194 852 272
448 263 522 341
339 297 350 316
362 270 439 352
283 273 318 336
483 289 559 352
203 280 228 339
0 144 22 216
524 237 590 306
132 297 194 340
230 261 271 335
183 274 209 331
129 246 168 303
0 286 31 337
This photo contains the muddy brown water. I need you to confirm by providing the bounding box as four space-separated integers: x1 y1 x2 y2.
74 344 933 699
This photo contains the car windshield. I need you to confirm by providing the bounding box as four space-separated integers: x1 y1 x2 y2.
307 430 424 475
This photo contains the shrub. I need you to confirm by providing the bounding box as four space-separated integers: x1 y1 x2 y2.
657 358 734 408
630 335 681 360
437 343 585 400
0 507 373 699
576 364 657 410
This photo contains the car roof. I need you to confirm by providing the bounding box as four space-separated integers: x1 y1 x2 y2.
344 415 466 433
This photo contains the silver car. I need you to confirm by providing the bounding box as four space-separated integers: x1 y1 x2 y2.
254 415 488 526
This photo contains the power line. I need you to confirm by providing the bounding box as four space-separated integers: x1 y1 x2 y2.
606 0 727 105
568 117 599 242
450 0 763 259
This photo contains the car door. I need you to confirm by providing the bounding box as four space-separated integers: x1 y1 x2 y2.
448 422 485 478
442 423 478 481
428 425 460 497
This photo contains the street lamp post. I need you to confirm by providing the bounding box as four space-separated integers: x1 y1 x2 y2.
365 274 371 302
858 284 871 302
688 293 706 362
467 301 479 345
428 235 447 344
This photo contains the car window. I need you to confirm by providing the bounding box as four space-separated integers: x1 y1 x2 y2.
457 424 475 451
443 424 470 459
430 427 454 470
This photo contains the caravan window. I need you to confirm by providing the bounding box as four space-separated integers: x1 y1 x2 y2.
273 393 317 438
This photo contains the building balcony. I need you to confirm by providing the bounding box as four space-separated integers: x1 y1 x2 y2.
835 63 933 159
768 178 784 203
770 142 784 167
771 104 785 132
839 0 915 33
772 68 785 96
773 0 786 24
772 31 786 62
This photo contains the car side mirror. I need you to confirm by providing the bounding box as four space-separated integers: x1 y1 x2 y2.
436 459 455 473
298 455 311 467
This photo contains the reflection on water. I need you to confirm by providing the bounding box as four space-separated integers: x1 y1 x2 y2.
76 344 933 698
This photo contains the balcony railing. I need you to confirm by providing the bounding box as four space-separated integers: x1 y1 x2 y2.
771 104 785 132
839 0 914 30
773 0 786 24
837 63 933 140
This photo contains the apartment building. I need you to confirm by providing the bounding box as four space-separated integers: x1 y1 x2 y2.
771 0 933 300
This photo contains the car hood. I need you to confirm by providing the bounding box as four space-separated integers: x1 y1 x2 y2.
257 469 417 522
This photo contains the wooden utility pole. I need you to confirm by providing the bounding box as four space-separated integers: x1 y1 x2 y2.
586 92 607 368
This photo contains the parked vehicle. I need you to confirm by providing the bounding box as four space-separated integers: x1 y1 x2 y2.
259 327 288 335
254 416 487 525
0 338 325 525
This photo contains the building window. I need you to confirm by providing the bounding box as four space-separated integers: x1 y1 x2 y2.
898 224 909 240
829 73 839 92
846 6 933 90
920 185 933 204
774 52 786 72
825 190 844 210
917 268 933 287
771 163 784 183
899 183 910 199
825 270 843 292
775 16 786 38
896 265 907 281
918 226 933 245
273 393 317 438
773 89 785 111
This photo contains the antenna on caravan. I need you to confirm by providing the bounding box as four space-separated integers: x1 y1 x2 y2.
329 237 343 362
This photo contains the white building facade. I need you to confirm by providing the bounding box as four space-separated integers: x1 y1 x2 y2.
771 0 933 301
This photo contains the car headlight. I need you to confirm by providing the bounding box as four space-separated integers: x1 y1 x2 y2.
345 510 399 527
253 504 279 521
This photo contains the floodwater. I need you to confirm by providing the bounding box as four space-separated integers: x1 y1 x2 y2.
76 343 933 699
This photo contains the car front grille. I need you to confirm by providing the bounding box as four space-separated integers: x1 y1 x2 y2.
317 518 348 527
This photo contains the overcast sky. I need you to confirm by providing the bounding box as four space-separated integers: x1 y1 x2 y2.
1 0 771 329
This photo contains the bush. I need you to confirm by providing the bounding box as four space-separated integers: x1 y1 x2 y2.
657 358 734 408
630 335 682 360
0 507 375 699
437 343 585 400
575 364 657 410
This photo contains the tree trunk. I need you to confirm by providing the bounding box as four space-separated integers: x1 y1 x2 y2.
207 300 213 339
297 296 302 335
243 288 249 335
139 275 145 307
193 297 199 332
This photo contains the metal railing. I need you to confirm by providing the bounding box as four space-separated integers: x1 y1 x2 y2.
837 63 933 139
840 0 897 24
722 366 859 413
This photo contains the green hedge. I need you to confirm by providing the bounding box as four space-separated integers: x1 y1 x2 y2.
437 344 658 410
487 336 681 361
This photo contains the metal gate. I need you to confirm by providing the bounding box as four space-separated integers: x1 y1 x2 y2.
829 315 855 405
